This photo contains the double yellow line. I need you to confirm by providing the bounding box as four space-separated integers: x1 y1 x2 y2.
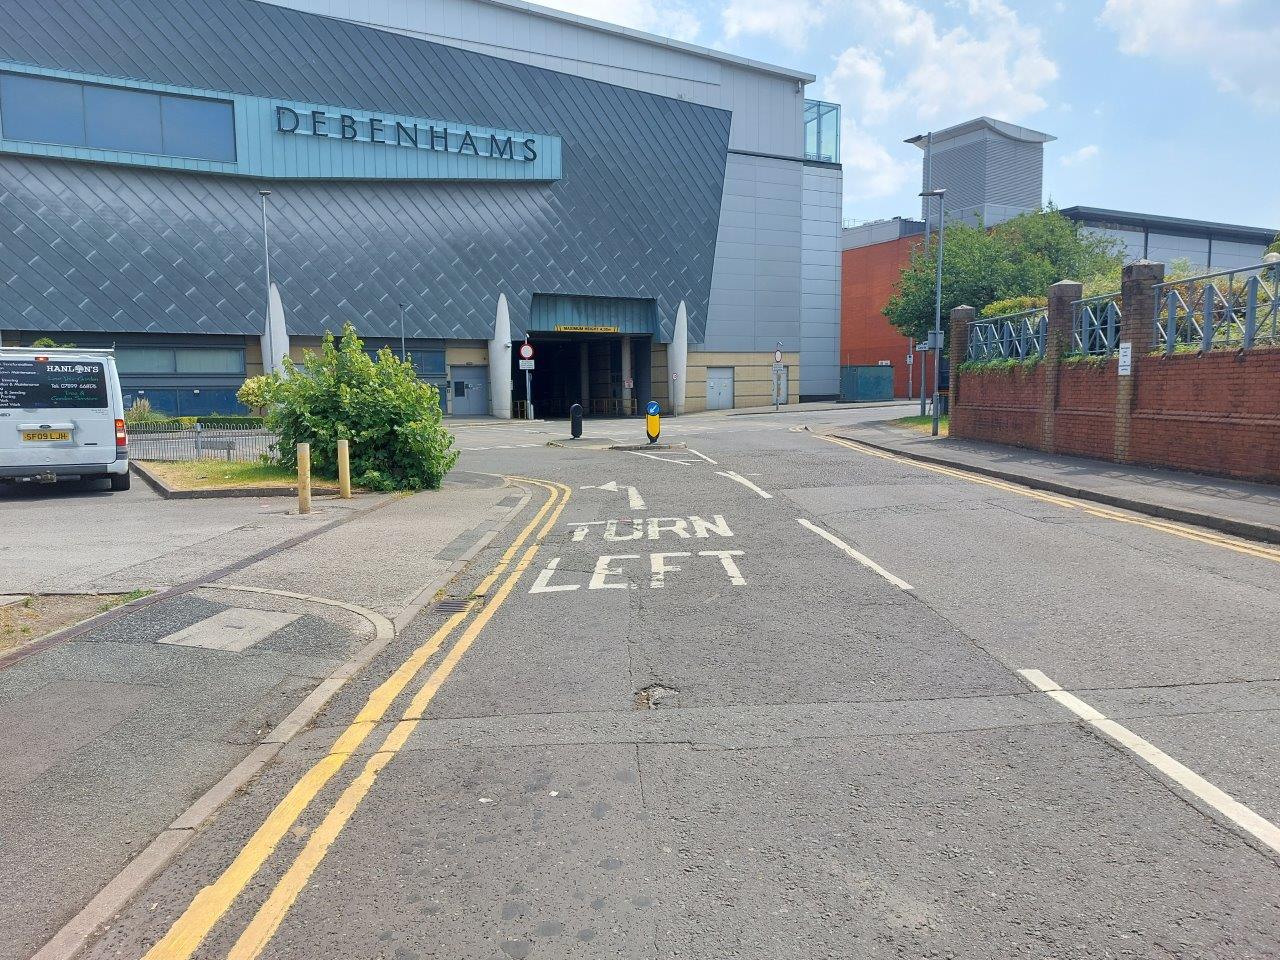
820 435 1280 565
144 476 571 960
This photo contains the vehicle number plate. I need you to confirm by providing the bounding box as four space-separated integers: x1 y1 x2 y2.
21 430 71 442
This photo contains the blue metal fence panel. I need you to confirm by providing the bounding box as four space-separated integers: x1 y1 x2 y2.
840 365 894 402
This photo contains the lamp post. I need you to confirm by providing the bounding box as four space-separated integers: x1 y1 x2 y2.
920 187 946 437
398 302 408 361
258 189 274 372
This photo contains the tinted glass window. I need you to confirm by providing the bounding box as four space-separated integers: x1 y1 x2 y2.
84 85 163 154
0 358 107 409
0 74 85 146
116 347 175 373
0 73 234 162
174 347 243 374
161 96 236 161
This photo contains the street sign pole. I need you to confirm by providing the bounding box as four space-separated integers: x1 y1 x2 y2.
518 341 535 420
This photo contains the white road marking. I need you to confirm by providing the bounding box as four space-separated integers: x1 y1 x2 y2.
1018 669 1280 857
580 481 646 510
796 519 913 591
686 448 718 465
717 470 773 499
529 557 579 593
627 451 693 466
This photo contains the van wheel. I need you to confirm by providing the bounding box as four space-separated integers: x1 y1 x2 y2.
109 472 131 492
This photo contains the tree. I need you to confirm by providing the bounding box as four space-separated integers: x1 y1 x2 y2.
31 336 76 348
239 324 458 491
883 208 1123 343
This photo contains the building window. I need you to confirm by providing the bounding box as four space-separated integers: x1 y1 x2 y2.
804 99 840 164
0 72 236 162
117 345 244 375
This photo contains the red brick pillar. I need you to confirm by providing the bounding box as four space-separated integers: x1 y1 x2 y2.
1115 261 1165 463
949 305 974 431
1043 280 1082 452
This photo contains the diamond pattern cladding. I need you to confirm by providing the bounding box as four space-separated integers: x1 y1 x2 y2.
0 0 731 342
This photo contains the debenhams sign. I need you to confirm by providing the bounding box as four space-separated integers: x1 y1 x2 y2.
275 105 540 162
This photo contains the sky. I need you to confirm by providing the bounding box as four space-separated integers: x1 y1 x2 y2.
526 0 1280 231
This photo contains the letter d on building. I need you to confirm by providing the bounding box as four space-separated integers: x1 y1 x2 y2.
275 105 300 133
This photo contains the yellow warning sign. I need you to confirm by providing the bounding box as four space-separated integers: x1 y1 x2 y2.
553 324 619 334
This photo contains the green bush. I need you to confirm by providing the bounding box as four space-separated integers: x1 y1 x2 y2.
246 324 457 491
124 397 168 424
980 296 1046 319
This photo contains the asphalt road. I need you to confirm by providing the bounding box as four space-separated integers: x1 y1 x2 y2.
64 405 1280 958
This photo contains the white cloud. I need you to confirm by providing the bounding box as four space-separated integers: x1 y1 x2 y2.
721 0 832 51
817 0 1058 211
1100 0 1280 109
533 0 702 42
1060 144 1099 166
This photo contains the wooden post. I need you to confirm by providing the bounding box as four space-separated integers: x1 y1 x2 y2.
296 442 311 514
336 438 351 499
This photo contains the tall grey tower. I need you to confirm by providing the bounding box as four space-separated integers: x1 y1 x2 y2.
909 117 1054 228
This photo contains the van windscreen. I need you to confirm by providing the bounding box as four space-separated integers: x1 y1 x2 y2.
0 358 108 409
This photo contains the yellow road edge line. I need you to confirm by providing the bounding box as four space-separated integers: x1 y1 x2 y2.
141 479 564 960
474 477 559 595
819 435 1280 564
226 482 571 960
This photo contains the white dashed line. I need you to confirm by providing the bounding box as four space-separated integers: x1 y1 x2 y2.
717 470 773 499
1018 669 1280 857
686 448 718 465
796 518 913 591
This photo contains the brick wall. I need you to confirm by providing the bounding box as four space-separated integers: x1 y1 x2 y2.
950 262 1280 485
841 235 926 398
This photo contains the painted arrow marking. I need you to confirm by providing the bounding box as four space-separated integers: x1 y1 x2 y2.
580 481 646 510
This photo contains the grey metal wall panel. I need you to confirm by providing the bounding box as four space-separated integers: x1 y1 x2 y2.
265 0 808 155
700 153 803 357
0 0 730 343
799 163 839 396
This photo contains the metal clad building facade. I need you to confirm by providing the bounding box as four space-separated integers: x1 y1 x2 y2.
0 0 842 416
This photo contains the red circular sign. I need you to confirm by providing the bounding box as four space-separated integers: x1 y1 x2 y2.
519 343 534 359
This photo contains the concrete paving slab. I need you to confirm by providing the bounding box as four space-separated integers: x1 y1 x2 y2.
157 607 300 652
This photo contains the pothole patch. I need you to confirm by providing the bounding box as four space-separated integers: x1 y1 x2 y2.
634 683 679 710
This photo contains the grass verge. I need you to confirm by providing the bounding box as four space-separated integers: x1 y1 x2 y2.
139 460 335 491
889 415 950 437
0 591 155 654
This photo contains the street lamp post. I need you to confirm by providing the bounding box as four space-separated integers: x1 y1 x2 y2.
258 189 274 372
398 302 408 361
920 187 947 437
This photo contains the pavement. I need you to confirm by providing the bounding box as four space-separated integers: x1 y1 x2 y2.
840 420 1280 543
0 473 521 960
9 402 1280 960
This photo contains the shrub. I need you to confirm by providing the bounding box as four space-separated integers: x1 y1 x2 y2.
254 324 457 491
980 296 1046 319
124 397 168 424
237 375 275 411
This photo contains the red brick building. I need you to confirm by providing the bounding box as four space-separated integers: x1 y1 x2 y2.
840 218 930 399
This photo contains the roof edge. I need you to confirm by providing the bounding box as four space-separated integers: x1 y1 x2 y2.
465 0 816 83
1060 206 1279 243
909 116 1055 148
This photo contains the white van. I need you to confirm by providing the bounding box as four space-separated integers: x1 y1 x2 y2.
0 346 131 491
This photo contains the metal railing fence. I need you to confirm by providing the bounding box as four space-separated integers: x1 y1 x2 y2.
1071 293 1122 356
966 307 1048 362
1153 261 1280 355
127 421 279 462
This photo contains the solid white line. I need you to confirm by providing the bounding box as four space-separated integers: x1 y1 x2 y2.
627 451 692 466
625 485 645 510
1018 669 1280 856
686 448 718 465
717 470 773 499
796 518 913 591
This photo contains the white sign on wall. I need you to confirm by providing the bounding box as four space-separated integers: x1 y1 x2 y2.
1118 341 1133 376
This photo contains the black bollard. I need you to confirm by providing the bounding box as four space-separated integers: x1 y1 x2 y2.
569 403 583 439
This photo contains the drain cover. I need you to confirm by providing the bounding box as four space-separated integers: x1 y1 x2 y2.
435 598 473 613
